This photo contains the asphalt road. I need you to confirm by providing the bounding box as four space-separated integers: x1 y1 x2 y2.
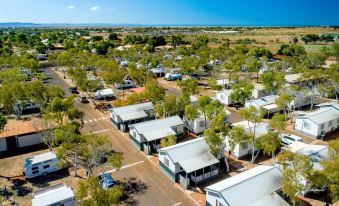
43 68 195 206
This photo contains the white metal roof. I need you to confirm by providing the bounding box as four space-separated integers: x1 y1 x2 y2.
111 102 153 116
283 142 328 170
247 95 279 107
232 121 269 138
253 83 264 90
143 127 176 141
297 106 339 124
29 152 57 165
32 183 74 206
159 137 219 173
249 192 290 206
131 116 183 134
206 165 284 206
119 111 148 122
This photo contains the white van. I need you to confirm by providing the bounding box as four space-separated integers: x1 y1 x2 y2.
24 152 61 179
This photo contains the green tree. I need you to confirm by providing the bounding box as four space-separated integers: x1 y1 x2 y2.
178 78 199 95
230 80 254 105
269 113 286 131
0 113 7 132
108 32 119 40
256 131 280 158
204 128 224 157
320 139 339 202
332 42 339 60
260 71 285 95
63 37 74 50
160 134 176 148
275 92 293 119
197 95 211 129
76 177 123 206
277 150 314 205
144 78 165 103
107 152 124 171
246 57 261 82
184 104 199 133
239 106 263 163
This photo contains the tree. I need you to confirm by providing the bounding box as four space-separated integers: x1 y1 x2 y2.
144 78 165 103
204 128 224 157
246 57 261 82
197 95 211 129
269 113 286 131
230 80 254 106
256 131 280 158
178 78 198 95
63 37 74 50
0 113 7 132
108 32 119 40
160 135 176 148
55 123 111 177
277 150 314 205
76 177 123 206
184 104 199 133
107 152 124 171
320 139 339 203
44 95 84 127
260 71 285 95
275 92 293 119
239 106 263 163
155 94 179 117
332 42 339 60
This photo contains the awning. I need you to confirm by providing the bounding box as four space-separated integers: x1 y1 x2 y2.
143 127 176 142
178 153 219 173
262 104 279 111
119 111 147 122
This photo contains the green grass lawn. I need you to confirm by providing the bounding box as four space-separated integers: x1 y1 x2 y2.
303 44 332 53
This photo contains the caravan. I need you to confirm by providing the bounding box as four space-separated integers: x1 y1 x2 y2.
24 152 61 179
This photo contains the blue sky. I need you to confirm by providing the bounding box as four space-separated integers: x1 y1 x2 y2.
0 0 338 25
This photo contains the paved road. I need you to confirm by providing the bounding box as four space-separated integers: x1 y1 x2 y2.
43 68 195 206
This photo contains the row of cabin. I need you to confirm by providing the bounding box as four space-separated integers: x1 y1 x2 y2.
206 140 329 206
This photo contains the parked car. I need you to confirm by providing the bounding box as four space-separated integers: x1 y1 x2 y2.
69 86 78 94
97 172 115 189
165 73 182 81
279 133 303 145
78 95 88 103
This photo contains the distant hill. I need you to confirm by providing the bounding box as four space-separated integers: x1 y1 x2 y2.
0 22 143 28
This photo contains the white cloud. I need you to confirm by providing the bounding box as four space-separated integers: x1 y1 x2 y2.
90 6 100 11
67 5 75 9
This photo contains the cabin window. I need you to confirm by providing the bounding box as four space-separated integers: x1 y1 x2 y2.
133 131 136 138
32 166 38 170
320 124 324 130
220 95 225 100
159 152 166 156
164 157 169 167
43 165 50 169
328 120 333 127
303 122 310 130
337 118 339 124
200 121 205 128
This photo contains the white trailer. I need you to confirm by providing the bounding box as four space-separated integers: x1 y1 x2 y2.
95 88 115 100
24 152 61 179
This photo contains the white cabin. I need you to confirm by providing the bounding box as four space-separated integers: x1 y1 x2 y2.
215 90 235 106
225 121 269 158
295 102 339 138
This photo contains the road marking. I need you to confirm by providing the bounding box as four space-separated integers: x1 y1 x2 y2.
90 129 111 134
93 118 98 121
172 202 182 206
88 119 93 123
84 120 88 124
106 160 144 173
